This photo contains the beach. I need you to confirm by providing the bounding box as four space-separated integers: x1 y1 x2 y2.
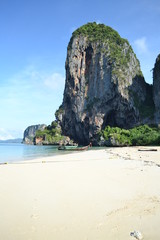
0 147 160 240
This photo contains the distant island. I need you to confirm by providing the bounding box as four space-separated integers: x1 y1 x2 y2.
23 22 160 146
0 138 22 143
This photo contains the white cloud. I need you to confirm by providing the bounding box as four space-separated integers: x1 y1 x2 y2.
0 66 65 134
1 66 65 108
5 66 65 95
0 128 23 140
44 73 65 90
0 128 14 140
134 37 149 54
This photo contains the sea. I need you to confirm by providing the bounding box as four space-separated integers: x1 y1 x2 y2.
0 143 69 164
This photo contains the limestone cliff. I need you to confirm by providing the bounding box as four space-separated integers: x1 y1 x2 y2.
23 124 46 144
59 23 154 144
153 54 160 125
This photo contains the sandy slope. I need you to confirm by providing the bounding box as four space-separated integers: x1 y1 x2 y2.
0 148 160 240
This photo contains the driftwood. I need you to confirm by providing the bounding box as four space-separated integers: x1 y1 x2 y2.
138 149 157 152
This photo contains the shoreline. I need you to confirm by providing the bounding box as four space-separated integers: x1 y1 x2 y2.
0 147 160 239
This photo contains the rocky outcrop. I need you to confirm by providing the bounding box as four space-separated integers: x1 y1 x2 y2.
153 54 160 125
59 22 154 145
23 124 46 144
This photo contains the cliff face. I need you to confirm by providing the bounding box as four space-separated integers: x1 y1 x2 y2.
23 124 46 144
153 54 160 125
59 23 154 144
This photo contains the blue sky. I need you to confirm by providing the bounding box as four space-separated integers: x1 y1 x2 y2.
0 0 160 139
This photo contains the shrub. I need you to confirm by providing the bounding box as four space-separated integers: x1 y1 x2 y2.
100 125 160 146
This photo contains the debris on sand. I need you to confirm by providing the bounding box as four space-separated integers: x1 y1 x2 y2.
130 230 143 239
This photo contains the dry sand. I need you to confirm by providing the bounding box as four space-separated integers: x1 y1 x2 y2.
0 147 160 240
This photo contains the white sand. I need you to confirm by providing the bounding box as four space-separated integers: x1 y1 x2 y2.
0 147 160 240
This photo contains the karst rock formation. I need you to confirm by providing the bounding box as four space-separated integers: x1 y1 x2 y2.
153 54 160 125
56 23 156 144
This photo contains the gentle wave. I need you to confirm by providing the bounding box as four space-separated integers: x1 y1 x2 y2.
0 143 68 163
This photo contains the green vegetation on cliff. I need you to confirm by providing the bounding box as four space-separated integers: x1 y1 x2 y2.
100 125 160 146
72 22 127 45
69 22 140 70
35 121 64 144
130 83 155 119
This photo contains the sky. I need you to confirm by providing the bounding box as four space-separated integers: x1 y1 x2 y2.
0 0 160 139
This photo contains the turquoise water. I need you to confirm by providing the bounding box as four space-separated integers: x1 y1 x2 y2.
0 143 69 163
